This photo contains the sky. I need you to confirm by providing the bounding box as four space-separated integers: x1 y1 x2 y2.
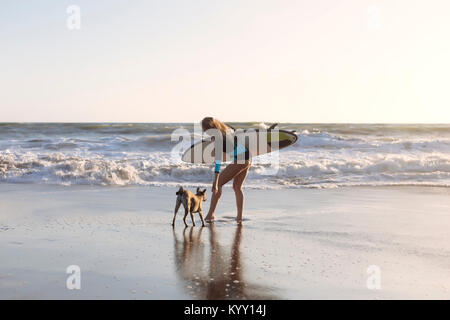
1 0 449 123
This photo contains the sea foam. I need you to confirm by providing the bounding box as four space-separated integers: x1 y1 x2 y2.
0 123 449 188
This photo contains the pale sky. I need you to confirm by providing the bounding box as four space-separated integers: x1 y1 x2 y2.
1 0 449 123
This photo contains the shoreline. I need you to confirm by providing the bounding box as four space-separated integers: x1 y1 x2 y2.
1 184 449 299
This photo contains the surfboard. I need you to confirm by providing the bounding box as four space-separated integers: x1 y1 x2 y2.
181 125 298 164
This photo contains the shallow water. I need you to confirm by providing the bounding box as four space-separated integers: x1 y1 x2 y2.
1 184 449 299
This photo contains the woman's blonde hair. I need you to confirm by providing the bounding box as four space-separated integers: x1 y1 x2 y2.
201 117 232 136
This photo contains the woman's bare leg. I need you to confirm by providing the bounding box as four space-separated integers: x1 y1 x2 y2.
232 162 250 223
205 163 250 222
205 180 226 222
205 186 221 222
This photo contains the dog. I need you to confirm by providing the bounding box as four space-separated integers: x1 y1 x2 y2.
173 187 207 227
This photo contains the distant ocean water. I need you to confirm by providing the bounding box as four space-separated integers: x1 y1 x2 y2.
1 123 450 189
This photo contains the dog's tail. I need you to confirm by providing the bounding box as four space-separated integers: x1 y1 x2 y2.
176 186 184 195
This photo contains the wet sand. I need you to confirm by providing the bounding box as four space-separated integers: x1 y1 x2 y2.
0 184 450 299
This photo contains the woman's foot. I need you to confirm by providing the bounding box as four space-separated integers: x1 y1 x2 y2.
205 215 215 223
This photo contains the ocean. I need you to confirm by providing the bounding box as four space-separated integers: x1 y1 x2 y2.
1 123 449 189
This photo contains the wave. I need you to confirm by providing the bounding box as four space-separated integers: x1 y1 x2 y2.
295 130 450 153
1 149 449 188
1 123 450 188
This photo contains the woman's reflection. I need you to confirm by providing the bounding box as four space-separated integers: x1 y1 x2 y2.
172 224 276 299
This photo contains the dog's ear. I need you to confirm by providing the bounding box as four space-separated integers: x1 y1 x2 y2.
202 189 207 194
196 187 200 193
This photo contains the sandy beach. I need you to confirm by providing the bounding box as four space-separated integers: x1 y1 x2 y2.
1 183 449 299
3 0 450 307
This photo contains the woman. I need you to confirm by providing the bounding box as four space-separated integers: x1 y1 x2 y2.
201 117 251 224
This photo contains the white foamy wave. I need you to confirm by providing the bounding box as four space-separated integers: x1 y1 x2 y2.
0 151 214 186
1 149 450 188
1 123 450 188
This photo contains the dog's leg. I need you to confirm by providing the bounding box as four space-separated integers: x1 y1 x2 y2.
183 202 189 227
183 211 189 227
190 211 196 227
172 198 182 227
198 210 205 227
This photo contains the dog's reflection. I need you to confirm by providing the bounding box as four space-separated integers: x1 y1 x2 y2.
172 224 276 299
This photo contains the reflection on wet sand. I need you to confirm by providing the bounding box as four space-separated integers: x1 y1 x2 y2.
172 224 277 299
